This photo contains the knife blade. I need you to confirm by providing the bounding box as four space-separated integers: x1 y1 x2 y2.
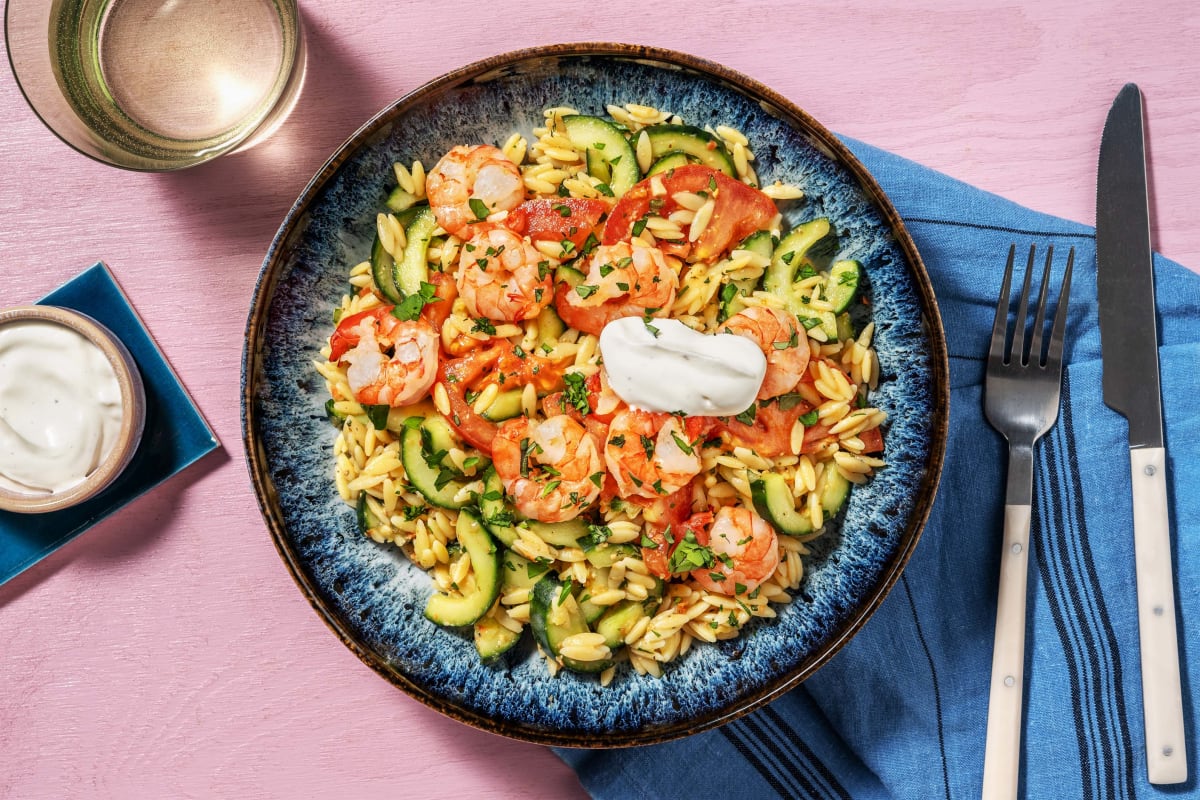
1096 82 1187 785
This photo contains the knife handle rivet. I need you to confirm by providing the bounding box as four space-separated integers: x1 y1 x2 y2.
1164 746 1174 758
1011 542 1023 555
1004 676 1016 687
1154 605 1164 616
1144 465 1156 476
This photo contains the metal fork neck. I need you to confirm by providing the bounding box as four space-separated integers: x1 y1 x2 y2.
1005 441 1035 507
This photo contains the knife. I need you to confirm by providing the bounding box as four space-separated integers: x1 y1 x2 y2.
1096 82 1187 785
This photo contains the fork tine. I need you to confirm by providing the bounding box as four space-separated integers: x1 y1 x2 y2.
1028 245 1055 366
1011 245 1036 365
989 244 1017 362
1045 247 1075 368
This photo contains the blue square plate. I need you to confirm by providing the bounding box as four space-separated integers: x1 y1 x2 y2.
0 263 220 586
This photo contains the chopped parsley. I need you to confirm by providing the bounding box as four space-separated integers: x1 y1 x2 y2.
670 431 694 455
563 372 591 414
799 409 820 426
640 434 655 459
735 403 758 425
575 284 599 299
471 317 497 335
391 281 441 322
579 524 611 550
668 529 715 574
469 198 489 220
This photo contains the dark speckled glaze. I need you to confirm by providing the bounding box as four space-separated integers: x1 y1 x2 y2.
242 44 949 747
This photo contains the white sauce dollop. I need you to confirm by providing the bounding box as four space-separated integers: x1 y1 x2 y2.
0 320 124 494
598 317 766 416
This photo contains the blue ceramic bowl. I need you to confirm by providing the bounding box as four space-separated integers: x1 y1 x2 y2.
242 44 948 747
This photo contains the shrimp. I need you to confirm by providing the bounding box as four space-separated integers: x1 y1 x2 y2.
456 225 553 322
604 409 702 500
720 306 810 399
426 145 525 237
329 306 439 407
692 506 780 595
555 241 679 336
492 415 604 523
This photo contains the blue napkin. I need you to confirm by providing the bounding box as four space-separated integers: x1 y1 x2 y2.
556 139 1200 798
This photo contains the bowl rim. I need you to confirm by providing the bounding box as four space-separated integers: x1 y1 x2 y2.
241 41 950 747
0 304 146 513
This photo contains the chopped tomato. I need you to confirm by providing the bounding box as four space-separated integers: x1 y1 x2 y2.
420 270 457 331
635 484 704 578
436 346 504 453
493 343 569 394
603 165 777 261
643 504 714 580
858 426 884 453
505 198 609 251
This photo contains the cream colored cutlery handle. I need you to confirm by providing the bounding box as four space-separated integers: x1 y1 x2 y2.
982 503 1032 800
1130 447 1187 784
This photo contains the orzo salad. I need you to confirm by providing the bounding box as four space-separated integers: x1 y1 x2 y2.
315 103 887 683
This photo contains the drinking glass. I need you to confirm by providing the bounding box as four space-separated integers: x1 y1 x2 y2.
5 0 306 171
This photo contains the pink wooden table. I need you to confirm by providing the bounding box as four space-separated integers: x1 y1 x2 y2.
2 2 1197 797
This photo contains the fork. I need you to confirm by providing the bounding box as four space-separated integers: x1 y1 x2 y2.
981 243 1074 800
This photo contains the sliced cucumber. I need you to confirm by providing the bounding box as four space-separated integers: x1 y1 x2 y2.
371 233 402 304
751 473 814 536
325 398 348 426
737 229 776 260
555 264 586 289
765 218 839 340
395 206 436 297
826 259 861 314
643 125 736 177
421 414 457 455
583 541 639 568
818 466 851 517
356 491 385 536
474 614 523 661
479 467 517 547
424 510 502 627
722 230 777 321
765 218 835 290
401 418 472 509
529 518 586 548
480 389 524 422
835 311 855 343
752 466 852 537
535 305 566 348
501 549 551 592
563 115 639 196
530 575 611 673
594 600 647 649
585 148 611 184
646 150 691 176
385 186 419 214
578 594 607 625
